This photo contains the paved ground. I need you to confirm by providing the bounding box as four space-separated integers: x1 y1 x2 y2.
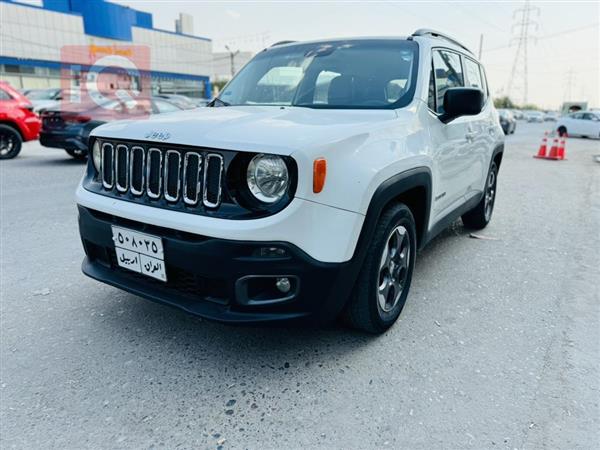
1 122 599 450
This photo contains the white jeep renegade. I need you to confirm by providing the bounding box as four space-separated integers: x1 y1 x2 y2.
76 30 504 333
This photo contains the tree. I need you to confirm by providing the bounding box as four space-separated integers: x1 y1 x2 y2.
494 96 515 109
211 80 229 97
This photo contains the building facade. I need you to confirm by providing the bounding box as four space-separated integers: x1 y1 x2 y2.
0 0 212 99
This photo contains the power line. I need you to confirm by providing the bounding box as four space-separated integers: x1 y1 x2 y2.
506 0 540 105
484 22 598 53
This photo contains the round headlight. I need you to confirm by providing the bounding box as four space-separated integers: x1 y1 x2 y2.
246 154 289 203
92 140 101 172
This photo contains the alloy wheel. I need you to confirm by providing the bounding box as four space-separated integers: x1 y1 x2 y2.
377 225 410 312
484 167 497 221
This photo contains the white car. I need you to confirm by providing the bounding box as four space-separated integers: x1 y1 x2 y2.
525 111 544 123
76 30 504 333
556 111 600 138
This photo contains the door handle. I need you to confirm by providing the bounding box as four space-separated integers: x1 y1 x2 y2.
465 132 476 141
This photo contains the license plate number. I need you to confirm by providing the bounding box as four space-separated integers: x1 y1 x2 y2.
111 226 166 282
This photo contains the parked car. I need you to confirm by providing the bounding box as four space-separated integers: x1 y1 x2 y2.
76 30 504 333
497 109 516 134
25 88 68 113
524 110 544 123
543 111 559 121
0 81 41 159
510 109 524 120
556 111 600 138
40 97 183 160
154 93 198 110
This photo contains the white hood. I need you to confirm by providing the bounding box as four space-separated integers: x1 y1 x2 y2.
91 106 398 155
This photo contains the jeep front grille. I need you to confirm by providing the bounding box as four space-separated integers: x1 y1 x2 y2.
99 142 223 208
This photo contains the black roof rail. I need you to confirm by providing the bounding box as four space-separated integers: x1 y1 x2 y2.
411 29 474 55
270 40 297 47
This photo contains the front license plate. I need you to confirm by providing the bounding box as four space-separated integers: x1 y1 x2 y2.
111 226 167 282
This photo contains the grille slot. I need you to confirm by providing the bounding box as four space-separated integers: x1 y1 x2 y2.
183 152 202 206
129 146 145 196
101 143 114 189
146 148 162 199
164 150 181 202
97 141 224 209
203 154 224 208
115 144 129 192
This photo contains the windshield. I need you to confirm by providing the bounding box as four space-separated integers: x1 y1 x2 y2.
218 39 419 109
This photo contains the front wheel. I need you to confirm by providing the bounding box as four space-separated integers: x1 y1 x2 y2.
462 161 498 229
557 126 567 137
65 148 88 161
342 203 417 333
0 124 23 160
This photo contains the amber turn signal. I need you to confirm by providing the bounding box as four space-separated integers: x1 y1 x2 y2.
313 158 327 193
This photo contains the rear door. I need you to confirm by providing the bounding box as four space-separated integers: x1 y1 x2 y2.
428 49 471 220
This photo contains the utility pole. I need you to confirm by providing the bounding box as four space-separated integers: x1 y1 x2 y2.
564 68 575 101
224 45 240 78
506 0 539 105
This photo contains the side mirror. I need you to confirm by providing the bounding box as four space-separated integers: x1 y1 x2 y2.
439 88 484 124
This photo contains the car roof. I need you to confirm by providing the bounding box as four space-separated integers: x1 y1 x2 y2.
267 34 476 61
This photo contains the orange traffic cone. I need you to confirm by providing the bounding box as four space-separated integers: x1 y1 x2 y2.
547 137 560 159
534 132 549 158
558 137 566 160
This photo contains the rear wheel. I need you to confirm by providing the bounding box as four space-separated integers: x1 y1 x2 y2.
462 161 498 229
0 124 23 160
65 148 88 161
343 203 416 334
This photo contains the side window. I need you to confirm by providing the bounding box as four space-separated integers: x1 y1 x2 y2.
582 113 599 121
479 65 489 101
0 89 12 100
427 64 436 111
432 50 464 114
571 113 583 120
463 58 484 95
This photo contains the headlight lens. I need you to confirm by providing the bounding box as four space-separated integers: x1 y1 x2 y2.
92 140 101 172
246 154 289 203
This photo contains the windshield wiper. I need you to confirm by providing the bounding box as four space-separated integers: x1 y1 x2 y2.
209 97 231 107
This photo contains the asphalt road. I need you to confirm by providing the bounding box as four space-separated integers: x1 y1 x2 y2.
1 122 599 450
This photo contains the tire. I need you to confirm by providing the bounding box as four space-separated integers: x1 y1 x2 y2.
462 161 498 230
0 124 23 160
65 148 88 161
558 126 567 137
342 203 417 334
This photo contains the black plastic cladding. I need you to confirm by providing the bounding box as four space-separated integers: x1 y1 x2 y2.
83 138 298 220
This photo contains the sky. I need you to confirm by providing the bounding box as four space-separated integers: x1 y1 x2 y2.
69 1 600 109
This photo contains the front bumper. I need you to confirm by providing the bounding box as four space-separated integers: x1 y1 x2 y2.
78 205 356 324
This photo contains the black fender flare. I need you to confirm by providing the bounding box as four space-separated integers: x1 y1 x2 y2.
327 167 432 320
492 143 504 168
353 166 432 263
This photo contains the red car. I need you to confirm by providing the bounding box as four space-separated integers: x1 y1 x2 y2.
0 81 41 159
